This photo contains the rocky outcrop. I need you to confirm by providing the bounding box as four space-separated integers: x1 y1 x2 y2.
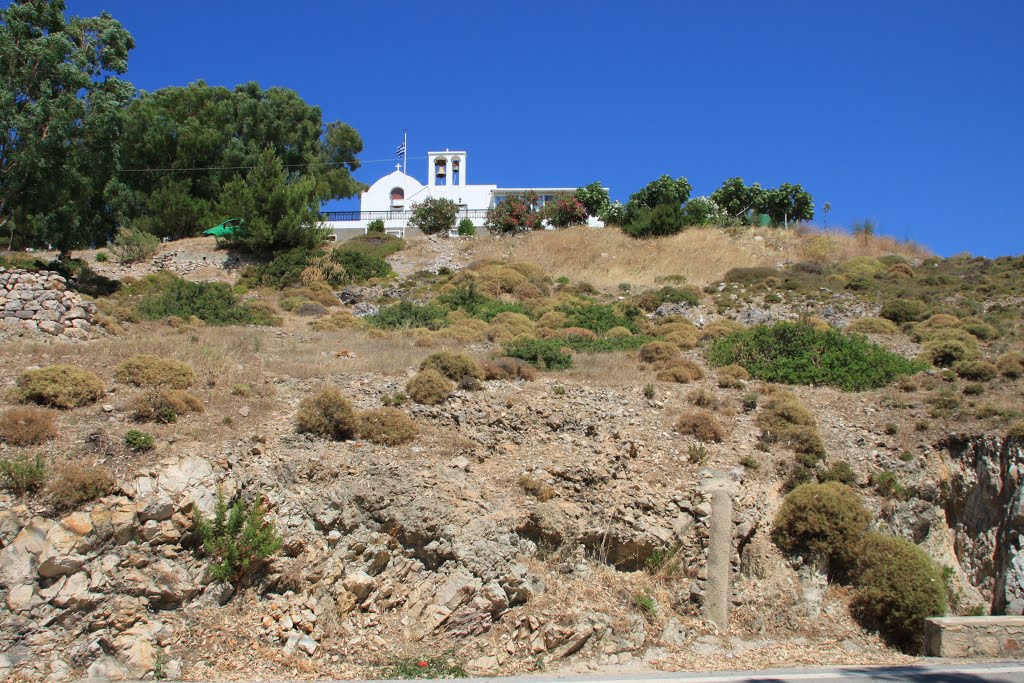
941 434 1024 614
0 267 98 338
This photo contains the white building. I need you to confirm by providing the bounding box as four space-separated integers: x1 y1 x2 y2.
322 148 602 238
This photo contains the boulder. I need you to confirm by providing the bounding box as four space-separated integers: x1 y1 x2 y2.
0 517 53 586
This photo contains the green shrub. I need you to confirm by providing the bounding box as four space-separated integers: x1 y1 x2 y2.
420 352 484 387
329 248 392 283
621 203 686 239
561 334 655 353
367 218 385 233
194 489 282 584
369 301 450 330
772 482 871 578
457 218 476 236
124 429 155 452
636 285 701 312
407 369 454 405
437 285 531 321
136 276 280 326
358 408 418 446
410 197 459 235
953 360 998 381
920 339 975 368
871 470 908 499
557 301 639 334
240 248 314 289
380 656 467 680
114 355 196 389
879 299 930 325
819 461 855 485
108 226 160 264
758 389 826 460
707 322 926 391
0 454 47 494
850 533 947 652
296 388 358 439
724 267 780 285
15 365 105 409
0 407 58 446
95 251 109 263
847 317 899 335
503 337 574 370
340 233 405 259
675 410 726 442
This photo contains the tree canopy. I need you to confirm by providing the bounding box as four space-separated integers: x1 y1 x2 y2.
628 175 692 210
1 0 135 253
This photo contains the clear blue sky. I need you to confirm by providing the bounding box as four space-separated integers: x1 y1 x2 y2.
72 0 1023 257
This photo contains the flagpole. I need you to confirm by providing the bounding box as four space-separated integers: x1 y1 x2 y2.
402 129 408 176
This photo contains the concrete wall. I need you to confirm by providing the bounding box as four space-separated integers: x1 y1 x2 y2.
925 616 1024 657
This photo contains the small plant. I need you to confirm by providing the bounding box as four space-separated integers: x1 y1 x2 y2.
14 365 105 409
358 408 418 446
367 218 385 234
642 383 655 399
382 391 408 406
953 360 998 382
124 429 155 452
716 364 750 388
879 299 930 325
884 422 899 436
420 351 484 388
230 383 253 397
997 352 1024 379
871 470 908 499
739 454 760 470
47 463 115 510
380 656 468 680
518 474 555 501
0 454 47 494
552 385 566 396
556 276 570 285
638 341 678 365
675 410 726 443
481 357 538 382
634 591 657 616
741 391 759 412
407 369 454 405
131 389 204 423
295 388 358 439
819 461 855 485
655 359 705 383
0 407 58 446
687 443 709 464
108 226 160 264
95 251 109 263
688 388 719 409
457 218 476 237
503 337 574 370
194 488 282 584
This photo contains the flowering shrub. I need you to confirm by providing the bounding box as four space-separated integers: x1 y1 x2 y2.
486 192 542 233
409 197 458 235
601 201 628 226
542 193 588 228
681 196 723 226
575 182 610 217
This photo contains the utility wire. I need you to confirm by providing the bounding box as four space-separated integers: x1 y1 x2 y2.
119 155 428 173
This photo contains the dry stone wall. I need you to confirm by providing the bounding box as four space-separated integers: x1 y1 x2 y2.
0 267 98 339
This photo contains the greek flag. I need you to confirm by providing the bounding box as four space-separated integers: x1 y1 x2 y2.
395 142 406 158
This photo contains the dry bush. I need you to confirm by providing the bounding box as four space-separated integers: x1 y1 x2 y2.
953 360 998 382
553 326 598 340
847 317 899 335
674 410 726 442
772 481 871 576
655 359 704 383
688 388 720 409
518 474 555 501
47 463 115 511
700 319 746 340
662 327 700 349
757 389 826 457
130 389 204 423
605 326 633 338
296 388 358 440
716 364 750 388
14 365 105 409
638 341 678 365
114 355 196 389
997 352 1024 379
482 357 538 381
0 407 58 445
282 285 339 308
419 351 484 387
486 312 536 343
435 318 488 343
358 408 418 446
407 369 454 405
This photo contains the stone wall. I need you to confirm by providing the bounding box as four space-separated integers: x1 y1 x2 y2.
925 616 1024 657
0 267 98 339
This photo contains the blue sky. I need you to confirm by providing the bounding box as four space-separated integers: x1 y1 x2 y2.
72 0 1023 257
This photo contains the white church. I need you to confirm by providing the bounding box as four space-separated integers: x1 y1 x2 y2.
322 149 602 238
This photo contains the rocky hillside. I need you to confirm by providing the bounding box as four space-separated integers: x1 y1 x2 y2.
0 228 1021 681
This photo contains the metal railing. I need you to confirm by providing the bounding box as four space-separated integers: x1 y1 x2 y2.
322 209 490 222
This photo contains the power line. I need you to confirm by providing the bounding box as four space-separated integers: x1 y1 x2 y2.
118 155 428 173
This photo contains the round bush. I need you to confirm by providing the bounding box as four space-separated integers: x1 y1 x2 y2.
879 299 930 325
15 365 105 409
953 360 998 382
674 410 726 442
920 339 974 368
639 341 678 365
114 355 196 389
605 326 633 339
0 407 58 446
296 388 358 439
358 408 418 445
847 317 899 335
997 352 1024 379
130 389 204 423
772 481 871 577
850 533 947 652
420 352 484 386
407 369 454 405
716 364 750 388
656 359 705 383
482 357 538 382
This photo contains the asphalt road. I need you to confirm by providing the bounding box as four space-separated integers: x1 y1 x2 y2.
343 663 1024 683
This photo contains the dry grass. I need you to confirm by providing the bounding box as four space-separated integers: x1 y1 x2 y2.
460 226 929 291
0 406 58 446
47 462 115 511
